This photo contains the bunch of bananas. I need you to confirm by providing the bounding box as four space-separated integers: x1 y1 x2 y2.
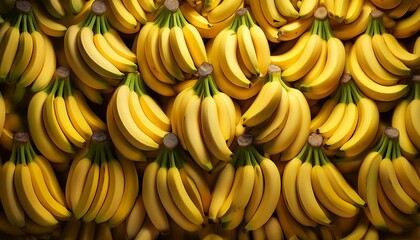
142 133 211 233
106 71 171 160
392 77 420 160
209 134 281 232
59 219 117 239
135 0 207 97
171 63 236 171
310 75 380 157
282 132 365 227
347 10 419 102
0 1 56 91
27 67 106 163
0 132 71 229
357 127 420 233
65 0 138 92
65 131 139 226
207 7 269 100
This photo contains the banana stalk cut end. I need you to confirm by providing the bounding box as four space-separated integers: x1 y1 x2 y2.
164 0 180 12
314 7 328 20
15 0 31 14
13 132 29 143
384 126 399 140
235 8 248 17
308 132 324 148
370 9 384 19
91 0 107 16
163 132 179 150
412 75 420 82
268 64 281 74
237 133 253 147
56 67 70 79
197 62 213 78
91 131 108 142
341 73 352 84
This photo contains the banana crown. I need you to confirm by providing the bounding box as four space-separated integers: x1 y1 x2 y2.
371 127 405 162
75 131 117 168
190 62 223 98
365 10 388 36
120 71 154 97
8 132 37 166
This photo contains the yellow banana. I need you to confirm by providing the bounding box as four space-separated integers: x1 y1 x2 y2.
103 27 137 63
393 156 420 204
236 24 260 76
31 34 56 92
392 99 418 160
0 18 20 82
32 2 67 37
244 163 264 223
277 17 314 41
405 98 420 150
126 195 146 239
332 4 371 40
259 0 287 27
299 0 319 19
247 0 281 43
274 0 299 18
158 23 185 81
391 5 420 39
344 0 365 23
7 29 33 83
139 94 171 132
270 32 311 70
208 162 235 222
170 24 197 74
122 0 147 24
72 90 106 132
207 0 243 23
68 156 92 211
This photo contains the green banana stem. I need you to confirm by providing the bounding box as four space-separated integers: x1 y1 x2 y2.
377 135 389 157
9 138 17 164
349 78 363 103
322 19 333 40
160 148 169 169
305 146 314 164
383 136 394 159
339 81 348 104
20 14 27 32
413 81 420 100
365 15 374 36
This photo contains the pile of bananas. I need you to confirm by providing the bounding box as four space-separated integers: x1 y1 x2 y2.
0 0 419 239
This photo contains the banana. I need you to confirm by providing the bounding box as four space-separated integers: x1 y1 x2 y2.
322 161 366 207
277 17 314 41
78 220 96 240
107 0 138 31
405 98 420 150
274 0 299 18
247 0 281 43
236 24 260 76
139 94 171 132
311 156 360 218
180 1 212 29
262 89 301 154
72 90 106 132
379 157 419 214
16 29 46 88
393 156 420 204
270 32 311 70
208 162 235 222
299 0 319 19
241 67 283 127
0 211 25 237
207 0 242 23
73 150 100 219
7 22 32 83
182 22 209 68
348 43 409 102
27 89 70 163
54 81 86 149
341 214 370 240
183 94 212 171
201 96 233 161
299 36 346 99
113 84 159 151
142 159 170 234
108 155 139 227
43 79 75 154
281 33 323 82
31 34 56 92
213 92 236 145
68 154 93 211
355 34 399 86
295 37 327 87
134 217 160 240
170 23 197 74
370 0 402 9
259 0 287 27
70 0 85 15
78 22 124 79
253 82 289 143
309 93 339 132
31 2 67 37
103 27 137 63
244 163 264 222
126 195 146 239
244 153 281 231
139 0 158 12
121 0 147 24
0 16 20 82
95 156 125 223
332 4 371 40
40 0 66 19
83 149 109 222
14 154 59 227
93 27 137 72
380 33 420 68
217 28 252 88
263 216 283 240
156 151 201 232
391 4 420 39
297 157 332 225
27 158 71 221
64 25 111 90
392 98 419 160
358 150 387 231
0 159 25 228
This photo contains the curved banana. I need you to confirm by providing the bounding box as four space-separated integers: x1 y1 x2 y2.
299 0 319 19
244 156 281 231
142 160 170 234
31 35 56 92
95 158 125 223
158 23 185 81
405 98 420 150
332 5 371 40
170 24 197 74
207 0 243 23
208 162 235 222
32 2 67 37
259 0 287 27
270 32 311 70
7 30 33 83
139 94 171 132
107 0 138 31
277 17 314 41
236 24 259 76
274 0 299 18
0 20 20 82
121 0 147 24
247 0 281 43
344 0 365 23
379 157 419 214
68 156 92 211
40 0 66 19
103 27 137 63
392 99 418 160
391 5 420 39
201 96 233 161
393 156 420 204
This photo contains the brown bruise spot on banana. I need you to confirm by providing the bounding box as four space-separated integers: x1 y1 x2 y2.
314 6 328 20
55 67 70 80
13 132 29 144
237 133 253 147
15 0 31 14
163 132 179 150
197 62 213 78
384 126 399 140
91 0 107 16
91 131 108 142
164 0 180 12
308 132 324 148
